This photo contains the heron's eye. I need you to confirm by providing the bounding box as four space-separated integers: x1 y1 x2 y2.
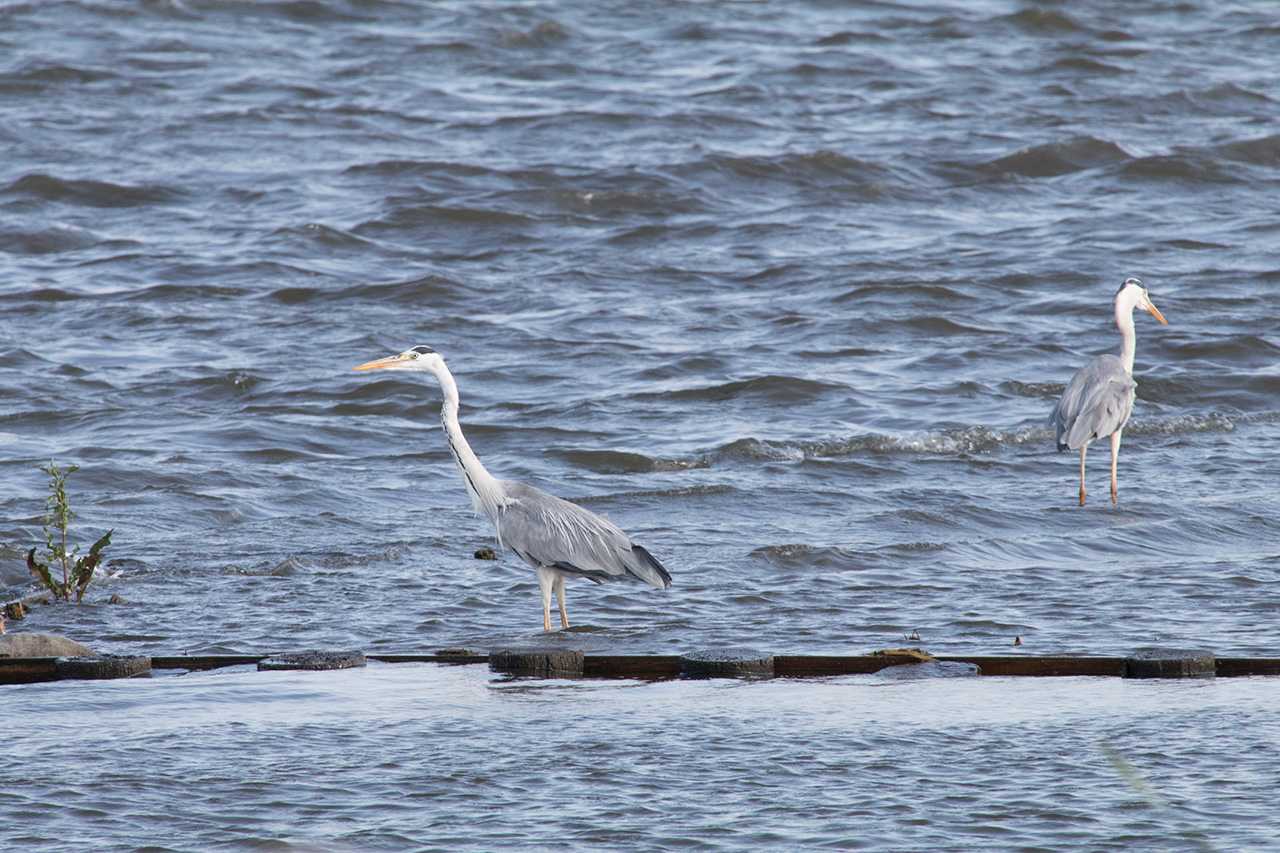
410 352 420 359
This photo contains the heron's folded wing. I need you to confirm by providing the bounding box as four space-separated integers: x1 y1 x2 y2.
496 481 672 588
1052 356 1135 450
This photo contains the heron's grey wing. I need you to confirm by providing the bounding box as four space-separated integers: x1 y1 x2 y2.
494 481 672 589
1049 355 1135 451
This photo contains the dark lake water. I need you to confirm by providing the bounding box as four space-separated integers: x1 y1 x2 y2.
2 0 1278 848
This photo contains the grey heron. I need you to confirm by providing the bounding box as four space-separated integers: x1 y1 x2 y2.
1049 277 1169 506
354 346 672 631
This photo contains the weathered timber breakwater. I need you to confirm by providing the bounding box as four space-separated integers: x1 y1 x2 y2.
4 645 1275 685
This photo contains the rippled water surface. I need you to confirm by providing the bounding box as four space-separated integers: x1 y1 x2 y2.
2 0 1278 848
6 665 1279 852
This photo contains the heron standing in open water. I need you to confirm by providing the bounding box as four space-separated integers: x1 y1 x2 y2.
1049 277 1168 506
354 346 672 631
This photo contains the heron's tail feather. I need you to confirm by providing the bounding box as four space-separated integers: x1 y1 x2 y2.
628 544 672 589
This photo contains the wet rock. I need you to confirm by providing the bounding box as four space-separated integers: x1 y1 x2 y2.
1125 647 1215 679
489 647 584 677
871 660 980 680
0 632 95 657
3 600 25 622
473 547 498 560
871 647 934 661
56 654 151 680
681 647 774 679
107 594 127 605
257 650 366 671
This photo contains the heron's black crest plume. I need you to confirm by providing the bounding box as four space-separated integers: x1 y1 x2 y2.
411 345 436 355
1117 277 1143 295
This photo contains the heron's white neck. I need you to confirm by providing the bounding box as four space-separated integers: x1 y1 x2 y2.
432 363 508 522
1114 295 1138 373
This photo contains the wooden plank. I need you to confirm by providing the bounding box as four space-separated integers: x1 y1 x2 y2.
149 655 267 670
368 653 488 665
582 655 682 679
0 656 59 684
937 656 1127 677
18 652 1280 682
774 655 927 677
1214 658 1280 677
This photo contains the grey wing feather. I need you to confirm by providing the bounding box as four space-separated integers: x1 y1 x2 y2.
1048 354 1136 451
494 481 672 589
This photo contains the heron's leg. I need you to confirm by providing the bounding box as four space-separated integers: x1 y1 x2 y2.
536 566 555 632
1110 430 1122 506
553 574 570 629
1078 446 1087 506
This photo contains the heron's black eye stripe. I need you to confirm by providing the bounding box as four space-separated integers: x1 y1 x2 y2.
411 345 435 355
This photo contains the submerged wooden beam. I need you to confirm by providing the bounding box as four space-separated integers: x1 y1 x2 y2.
0 656 58 684
939 655 1128 677
1212 658 1280 678
7 651 1280 685
149 655 269 670
583 654 681 679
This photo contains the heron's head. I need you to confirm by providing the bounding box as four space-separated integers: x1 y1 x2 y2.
1115 277 1168 325
353 345 446 374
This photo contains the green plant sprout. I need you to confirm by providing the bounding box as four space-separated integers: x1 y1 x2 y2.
26 461 112 603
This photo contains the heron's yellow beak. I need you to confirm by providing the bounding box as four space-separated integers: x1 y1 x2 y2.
1144 299 1168 326
353 354 405 372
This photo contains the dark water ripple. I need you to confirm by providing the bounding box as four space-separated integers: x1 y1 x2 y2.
2 0 1279 848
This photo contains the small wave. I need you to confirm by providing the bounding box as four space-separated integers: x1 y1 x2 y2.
358 204 536 233
997 8 1088 34
4 173 183 208
1159 239 1229 251
980 136 1131 179
1126 412 1237 437
600 484 736 501
1117 153 1239 184
0 62 116 94
1046 57 1129 76
749 543 859 568
669 149 903 200
499 20 570 48
1164 334 1280 360
550 449 709 474
645 375 844 405
1002 380 1064 400
266 273 461 306
0 225 99 256
188 371 265 401
835 282 976 304
715 426 1048 463
269 222 380 250
1213 133 1280 168
814 30 891 46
